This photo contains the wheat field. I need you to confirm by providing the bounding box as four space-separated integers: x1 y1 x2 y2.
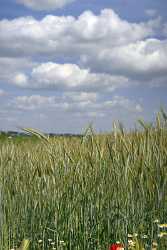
0 111 167 250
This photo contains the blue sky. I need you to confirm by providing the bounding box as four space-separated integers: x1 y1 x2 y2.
0 0 167 133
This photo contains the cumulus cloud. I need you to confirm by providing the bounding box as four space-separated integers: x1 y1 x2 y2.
17 0 75 11
0 9 160 58
10 62 129 92
82 39 167 79
0 7 165 132
0 57 36 85
0 9 165 85
13 73 28 87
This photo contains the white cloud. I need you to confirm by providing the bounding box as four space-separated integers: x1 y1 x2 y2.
103 96 143 113
72 9 156 42
0 9 160 58
0 57 36 85
10 94 143 116
17 0 75 11
65 92 97 102
1 90 144 131
145 9 157 17
64 95 143 117
13 73 28 87
10 62 129 92
82 38 167 79
0 8 165 132
12 95 57 110
0 9 165 86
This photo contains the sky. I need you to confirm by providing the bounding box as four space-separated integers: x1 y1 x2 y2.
0 0 167 133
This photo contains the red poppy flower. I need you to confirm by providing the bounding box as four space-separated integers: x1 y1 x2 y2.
109 243 124 250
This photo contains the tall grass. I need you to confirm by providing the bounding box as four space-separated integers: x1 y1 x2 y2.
0 111 167 249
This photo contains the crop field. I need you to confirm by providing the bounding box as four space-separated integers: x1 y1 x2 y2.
0 111 167 250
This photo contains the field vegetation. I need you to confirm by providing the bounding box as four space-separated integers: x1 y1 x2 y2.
0 110 167 250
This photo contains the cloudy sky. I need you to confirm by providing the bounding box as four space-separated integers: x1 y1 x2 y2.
0 0 167 133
